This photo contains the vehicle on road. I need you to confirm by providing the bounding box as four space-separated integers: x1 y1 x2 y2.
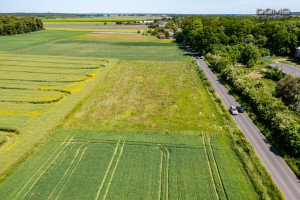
236 106 244 113
229 106 238 115
200 56 205 59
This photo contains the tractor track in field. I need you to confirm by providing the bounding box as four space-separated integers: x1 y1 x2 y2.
95 140 125 200
46 144 87 200
66 138 203 150
0 134 16 152
207 137 228 200
103 141 125 200
156 145 170 200
54 145 89 200
14 136 73 200
203 136 219 200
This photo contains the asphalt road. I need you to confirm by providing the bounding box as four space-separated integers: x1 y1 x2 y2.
186 45 300 200
269 63 300 77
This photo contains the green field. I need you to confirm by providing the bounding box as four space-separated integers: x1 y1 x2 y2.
44 22 149 30
0 130 257 200
0 29 190 61
63 60 225 135
0 23 278 199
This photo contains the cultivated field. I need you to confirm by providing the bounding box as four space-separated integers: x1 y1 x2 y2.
44 22 149 30
0 54 117 175
0 130 257 200
0 29 189 61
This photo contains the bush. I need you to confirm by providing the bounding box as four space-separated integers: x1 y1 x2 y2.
264 67 284 81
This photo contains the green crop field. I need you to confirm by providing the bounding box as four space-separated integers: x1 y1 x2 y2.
0 130 257 200
44 22 149 30
0 22 279 199
0 29 190 61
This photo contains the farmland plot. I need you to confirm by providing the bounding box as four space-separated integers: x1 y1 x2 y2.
0 29 189 61
0 54 117 175
0 130 258 200
62 60 225 135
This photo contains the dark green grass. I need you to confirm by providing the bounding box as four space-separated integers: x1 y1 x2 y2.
0 129 258 200
0 30 88 52
13 40 190 61
44 22 148 30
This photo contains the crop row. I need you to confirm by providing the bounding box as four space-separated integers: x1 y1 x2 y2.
0 54 107 65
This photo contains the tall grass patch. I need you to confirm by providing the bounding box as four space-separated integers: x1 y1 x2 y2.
63 60 225 135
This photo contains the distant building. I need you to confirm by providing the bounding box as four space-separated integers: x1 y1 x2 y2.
296 47 300 59
159 35 166 39
144 21 154 24
165 29 174 36
158 21 168 28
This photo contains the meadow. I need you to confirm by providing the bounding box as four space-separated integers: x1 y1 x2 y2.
63 60 225 135
0 130 257 200
0 23 280 199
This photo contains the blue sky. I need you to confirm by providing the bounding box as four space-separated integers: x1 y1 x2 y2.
1 0 299 14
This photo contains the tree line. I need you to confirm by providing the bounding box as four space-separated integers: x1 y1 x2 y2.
0 15 43 36
180 16 300 63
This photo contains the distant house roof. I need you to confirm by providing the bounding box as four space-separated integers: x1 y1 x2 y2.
165 29 174 32
160 35 166 38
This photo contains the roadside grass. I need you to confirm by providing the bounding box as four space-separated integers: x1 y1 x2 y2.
260 78 277 94
62 60 225 135
0 130 258 200
0 54 118 176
